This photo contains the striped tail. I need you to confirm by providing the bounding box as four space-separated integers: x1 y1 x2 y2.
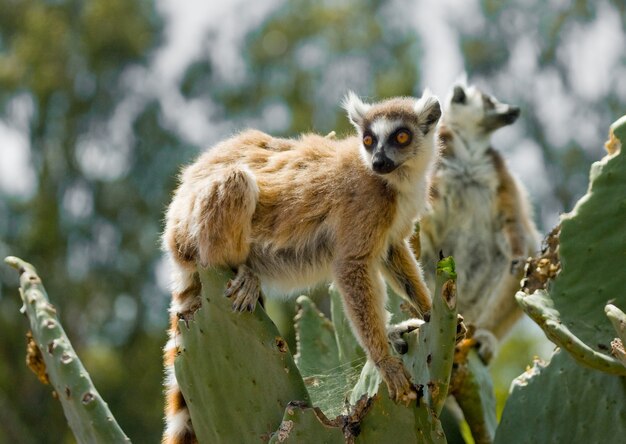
162 270 201 444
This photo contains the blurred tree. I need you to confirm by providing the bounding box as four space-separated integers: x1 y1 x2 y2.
0 0 170 441
462 0 626 218
0 0 623 442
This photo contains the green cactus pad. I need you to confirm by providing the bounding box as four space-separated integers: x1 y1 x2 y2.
329 286 366 370
407 257 458 415
355 383 447 444
294 295 341 376
436 255 457 279
348 361 446 444
269 402 344 444
294 295 357 418
4 257 130 443
544 116 626 349
494 349 626 444
175 268 310 443
606 304 626 367
497 117 626 441
452 350 497 444
606 304 626 344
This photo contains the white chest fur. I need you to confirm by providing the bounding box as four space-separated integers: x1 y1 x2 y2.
422 151 509 322
391 178 428 243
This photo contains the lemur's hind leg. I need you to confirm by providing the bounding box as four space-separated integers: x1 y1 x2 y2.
193 168 258 268
224 264 262 312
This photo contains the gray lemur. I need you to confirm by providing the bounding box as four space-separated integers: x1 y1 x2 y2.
419 81 539 363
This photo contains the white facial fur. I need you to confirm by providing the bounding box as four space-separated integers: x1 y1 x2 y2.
343 90 441 180
445 85 487 140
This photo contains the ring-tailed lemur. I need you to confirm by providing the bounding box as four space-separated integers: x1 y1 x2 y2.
419 82 539 363
161 91 442 443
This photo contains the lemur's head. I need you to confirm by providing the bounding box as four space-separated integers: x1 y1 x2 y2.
445 83 520 138
343 90 441 176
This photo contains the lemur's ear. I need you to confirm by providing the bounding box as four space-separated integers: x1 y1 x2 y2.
451 85 466 104
343 91 371 130
451 72 468 104
415 89 441 135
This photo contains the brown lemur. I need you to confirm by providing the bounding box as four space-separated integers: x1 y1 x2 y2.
161 91 442 443
419 81 539 364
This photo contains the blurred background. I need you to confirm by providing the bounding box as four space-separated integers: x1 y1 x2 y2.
0 0 624 442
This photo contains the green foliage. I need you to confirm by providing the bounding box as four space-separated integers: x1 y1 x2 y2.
0 1 168 440
7 110 626 443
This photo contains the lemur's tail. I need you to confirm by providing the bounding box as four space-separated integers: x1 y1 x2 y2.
162 270 201 444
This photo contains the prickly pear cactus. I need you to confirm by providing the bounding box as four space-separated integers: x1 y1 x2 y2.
4 257 130 444
293 295 353 419
450 346 497 444
174 268 310 443
496 116 626 441
516 116 626 370
495 350 626 443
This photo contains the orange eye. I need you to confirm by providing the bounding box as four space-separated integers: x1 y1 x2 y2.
363 135 374 147
396 131 410 145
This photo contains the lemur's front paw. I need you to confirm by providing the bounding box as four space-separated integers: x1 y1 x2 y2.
387 319 425 354
377 356 417 404
224 265 261 312
473 328 498 365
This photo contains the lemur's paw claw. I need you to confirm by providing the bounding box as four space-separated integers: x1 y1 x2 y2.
225 265 261 313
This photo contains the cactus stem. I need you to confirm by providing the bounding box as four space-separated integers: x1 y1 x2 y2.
416 257 459 415
4 256 130 443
